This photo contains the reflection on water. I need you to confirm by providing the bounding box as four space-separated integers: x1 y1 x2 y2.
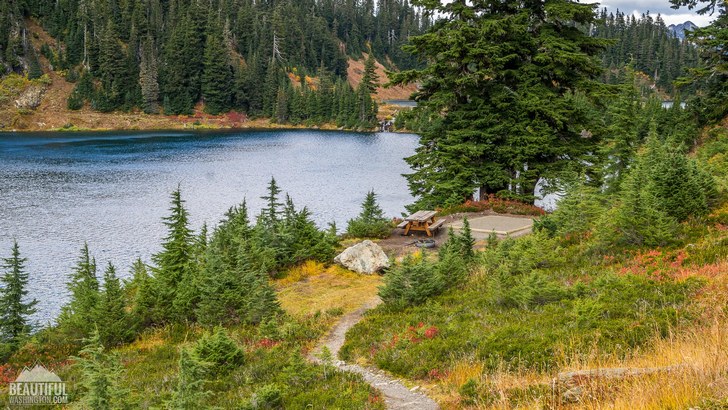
0 129 418 323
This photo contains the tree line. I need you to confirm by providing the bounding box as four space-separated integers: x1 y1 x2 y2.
0 178 349 359
2 0 428 126
593 9 699 94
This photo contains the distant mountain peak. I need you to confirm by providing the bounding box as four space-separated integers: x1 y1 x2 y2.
668 21 698 40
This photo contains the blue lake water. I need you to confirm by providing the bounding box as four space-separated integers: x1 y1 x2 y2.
0 129 419 323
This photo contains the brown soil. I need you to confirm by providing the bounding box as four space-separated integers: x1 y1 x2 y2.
347 53 418 103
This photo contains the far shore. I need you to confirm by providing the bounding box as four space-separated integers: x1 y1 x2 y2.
0 104 413 134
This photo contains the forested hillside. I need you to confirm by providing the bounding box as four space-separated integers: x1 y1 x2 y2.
594 9 699 94
1 0 429 126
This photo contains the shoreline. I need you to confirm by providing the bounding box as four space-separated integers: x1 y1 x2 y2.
1 107 413 134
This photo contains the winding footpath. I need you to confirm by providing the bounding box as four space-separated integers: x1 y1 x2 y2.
310 297 439 410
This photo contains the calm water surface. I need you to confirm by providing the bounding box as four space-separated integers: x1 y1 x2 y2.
0 129 418 323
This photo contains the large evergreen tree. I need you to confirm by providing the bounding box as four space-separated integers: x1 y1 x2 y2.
392 0 608 208
0 241 37 347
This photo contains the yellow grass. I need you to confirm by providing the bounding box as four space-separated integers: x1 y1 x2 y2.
275 261 382 317
429 273 728 409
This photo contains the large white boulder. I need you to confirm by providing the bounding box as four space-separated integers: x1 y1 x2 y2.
334 240 390 274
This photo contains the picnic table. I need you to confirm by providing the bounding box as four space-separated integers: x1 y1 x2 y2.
397 210 446 237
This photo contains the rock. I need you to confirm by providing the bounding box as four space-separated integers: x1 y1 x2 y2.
554 365 686 403
334 240 390 274
562 386 583 403
14 85 45 110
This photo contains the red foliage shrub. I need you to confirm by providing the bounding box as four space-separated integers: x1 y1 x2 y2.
438 195 545 217
424 326 439 339
617 248 726 281
256 338 279 349
427 368 447 380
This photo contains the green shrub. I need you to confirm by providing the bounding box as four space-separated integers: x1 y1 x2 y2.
346 191 392 238
67 89 84 110
247 384 283 410
379 254 443 306
344 263 701 378
535 184 607 240
193 327 245 375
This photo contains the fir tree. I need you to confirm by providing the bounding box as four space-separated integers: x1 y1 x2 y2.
346 190 391 238
379 253 443 306
139 36 160 114
167 348 210 410
0 241 37 347
95 262 133 347
126 259 155 328
361 51 379 94
392 0 608 207
259 177 283 228
245 270 281 325
151 188 194 323
25 41 43 80
74 329 131 410
201 21 233 115
192 327 245 375
59 243 100 339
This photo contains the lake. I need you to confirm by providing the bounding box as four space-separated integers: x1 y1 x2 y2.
0 129 419 324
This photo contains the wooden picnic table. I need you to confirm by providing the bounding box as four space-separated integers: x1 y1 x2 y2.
397 210 445 237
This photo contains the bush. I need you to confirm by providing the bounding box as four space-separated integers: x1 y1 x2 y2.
246 384 283 410
67 89 84 110
346 191 392 238
379 253 443 306
535 184 607 240
192 327 245 375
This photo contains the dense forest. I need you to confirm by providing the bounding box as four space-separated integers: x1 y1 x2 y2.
1 0 430 126
594 9 699 94
1 0 704 129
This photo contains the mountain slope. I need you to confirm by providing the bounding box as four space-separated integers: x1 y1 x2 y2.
668 21 698 40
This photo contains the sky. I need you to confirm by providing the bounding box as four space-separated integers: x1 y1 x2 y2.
598 0 717 26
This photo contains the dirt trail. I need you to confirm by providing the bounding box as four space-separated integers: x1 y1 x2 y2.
310 297 439 410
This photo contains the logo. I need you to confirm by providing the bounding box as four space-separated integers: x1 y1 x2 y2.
8 364 68 406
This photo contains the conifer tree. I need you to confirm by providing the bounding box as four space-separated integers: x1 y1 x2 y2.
59 243 100 339
152 188 194 323
361 51 380 94
167 348 210 410
74 329 130 410
670 0 728 122
457 218 476 262
379 253 442 306
201 21 233 115
25 41 43 80
162 17 194 114
139 36 160 114
0 241 37 347
245 270 281 325
96 262 133 347
126 259 155 328
346 190 391 238
259 177 283 228
392 0 608 207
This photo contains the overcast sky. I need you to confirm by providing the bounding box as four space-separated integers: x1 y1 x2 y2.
598 0 716 26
